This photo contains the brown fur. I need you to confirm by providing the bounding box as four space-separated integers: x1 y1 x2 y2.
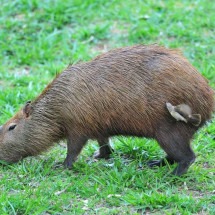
0 45 214 175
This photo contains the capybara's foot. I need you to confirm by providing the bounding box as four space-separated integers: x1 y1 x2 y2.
93 150 112 159
95 137 113 159
93 143 114 159
63 156 74 169
147 157 176 168
172 157 195 176
147 160 163 168
53 160 74 169
53 161 65 169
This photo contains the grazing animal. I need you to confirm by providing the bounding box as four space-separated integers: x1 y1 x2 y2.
0 45 214 176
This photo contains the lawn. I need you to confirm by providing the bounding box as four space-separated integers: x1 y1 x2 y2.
0 0 215 214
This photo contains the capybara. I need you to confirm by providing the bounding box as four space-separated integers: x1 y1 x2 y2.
0 45 214 176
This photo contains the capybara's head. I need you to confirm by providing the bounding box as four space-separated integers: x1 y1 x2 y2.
0 101 32 163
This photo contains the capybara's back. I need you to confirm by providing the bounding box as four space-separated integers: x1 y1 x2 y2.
0 45 214 176
57 45 213 136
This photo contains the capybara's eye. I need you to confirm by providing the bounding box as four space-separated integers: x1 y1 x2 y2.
8 124 16 131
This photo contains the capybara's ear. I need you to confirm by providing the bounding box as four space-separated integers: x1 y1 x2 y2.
23 101 32 118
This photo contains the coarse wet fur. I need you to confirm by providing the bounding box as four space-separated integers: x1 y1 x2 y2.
0 45 214 176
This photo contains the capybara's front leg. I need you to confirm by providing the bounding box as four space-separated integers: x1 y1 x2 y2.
63 136 88 169
94 137 113 159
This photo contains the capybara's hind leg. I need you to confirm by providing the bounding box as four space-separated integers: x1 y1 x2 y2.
172 152 195 176
63 136 88 169
152 125 196 176
94 137 113 159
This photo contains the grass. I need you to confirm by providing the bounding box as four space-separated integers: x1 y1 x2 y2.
0 0 215 214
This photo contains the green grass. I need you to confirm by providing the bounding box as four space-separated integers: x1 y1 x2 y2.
0 0 215 214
